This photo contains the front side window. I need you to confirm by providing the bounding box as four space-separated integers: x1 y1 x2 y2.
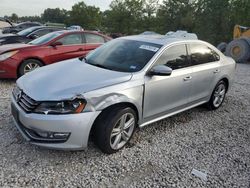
86 39 162 72
28 32 61 45
57 34 82 45
84 33 105 43
155 44 189 70
189 43 220 65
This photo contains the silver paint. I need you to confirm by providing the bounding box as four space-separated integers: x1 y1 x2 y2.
12 35 236 150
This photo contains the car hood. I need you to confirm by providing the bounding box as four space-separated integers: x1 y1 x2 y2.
0 43 33 54
17 58 133 101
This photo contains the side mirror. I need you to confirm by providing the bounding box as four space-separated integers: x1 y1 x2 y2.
29 34 38 39
148 65 172 76
51 41 63 47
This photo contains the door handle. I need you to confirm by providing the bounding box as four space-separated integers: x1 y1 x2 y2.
183 76 192 81
213 69 220 74
78 48 84 51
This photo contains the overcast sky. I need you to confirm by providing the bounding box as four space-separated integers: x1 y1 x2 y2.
0 0 113 17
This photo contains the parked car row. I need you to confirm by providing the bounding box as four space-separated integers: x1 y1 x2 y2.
0 30 111 78
2 21 42 34
0 26 64 45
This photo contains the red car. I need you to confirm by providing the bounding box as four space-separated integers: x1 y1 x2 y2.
0 30 111 78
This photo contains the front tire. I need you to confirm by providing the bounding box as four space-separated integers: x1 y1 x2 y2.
207 80 227 110
93 106 137 154
19 59 43 77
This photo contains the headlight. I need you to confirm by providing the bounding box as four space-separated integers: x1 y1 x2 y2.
0 50 19 61
34 99 86 114
0 39 6 43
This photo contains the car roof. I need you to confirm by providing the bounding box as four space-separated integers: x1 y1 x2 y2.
17 21 42 25
28 26 63 30
51 30 107 36
121 34 202 46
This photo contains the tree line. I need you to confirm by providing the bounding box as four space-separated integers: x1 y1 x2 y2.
5 0 250 45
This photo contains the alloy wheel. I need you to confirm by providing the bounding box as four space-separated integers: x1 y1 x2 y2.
23 63 41 74
213 83 226 108
110 113 135 150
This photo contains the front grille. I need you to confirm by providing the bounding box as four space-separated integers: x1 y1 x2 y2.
13 87 39 112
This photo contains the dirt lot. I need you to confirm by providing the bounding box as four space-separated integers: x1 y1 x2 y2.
0 64 249 187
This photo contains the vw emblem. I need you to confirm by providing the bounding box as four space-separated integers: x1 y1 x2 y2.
16 90 22 102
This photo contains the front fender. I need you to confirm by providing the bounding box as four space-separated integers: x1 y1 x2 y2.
83 85 144 123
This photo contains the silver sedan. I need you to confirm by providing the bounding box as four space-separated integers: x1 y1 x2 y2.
11 34 236 154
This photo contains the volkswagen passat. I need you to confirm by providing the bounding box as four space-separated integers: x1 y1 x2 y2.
11 34 235 154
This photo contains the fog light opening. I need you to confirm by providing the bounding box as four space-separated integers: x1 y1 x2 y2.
34 130 70 140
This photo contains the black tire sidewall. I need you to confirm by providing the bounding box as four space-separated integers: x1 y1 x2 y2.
217 42 227 53
225 39 250 63
94 107 137 154
208 80 226 110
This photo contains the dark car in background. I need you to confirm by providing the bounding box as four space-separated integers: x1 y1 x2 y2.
0 26 64 45
0 30 111 78
2 22 42 34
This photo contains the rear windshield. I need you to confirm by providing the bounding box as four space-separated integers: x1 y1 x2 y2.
17 27 39 36
86 39 162 72
28 32 61 45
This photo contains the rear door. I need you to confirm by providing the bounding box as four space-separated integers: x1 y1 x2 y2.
48 33 85 63
187 43 221 103
83 33 106 56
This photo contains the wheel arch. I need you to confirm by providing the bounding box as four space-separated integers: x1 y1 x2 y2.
89 102 140 142
17 57 45 77
221 77 229 92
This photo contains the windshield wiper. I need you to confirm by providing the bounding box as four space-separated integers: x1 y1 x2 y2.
91 63 110 70
81 57 113 70
79 56 87 62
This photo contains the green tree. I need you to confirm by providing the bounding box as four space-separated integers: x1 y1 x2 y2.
68 2 101 29
141 0 160 31
10 13 18 22
102 0 145 34
193 0 232 44
157 0 195 34
42 8 68 24
230 0 250 27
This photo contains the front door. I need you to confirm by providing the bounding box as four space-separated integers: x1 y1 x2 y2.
143 44 192 122
48 33 86 64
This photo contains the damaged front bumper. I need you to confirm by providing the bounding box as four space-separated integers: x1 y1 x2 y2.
11 95 101 150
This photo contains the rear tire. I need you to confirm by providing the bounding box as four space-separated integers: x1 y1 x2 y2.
19 59 43 77
206 80 227 110
93 106 137 154
225 39 250 63
217 42 227 53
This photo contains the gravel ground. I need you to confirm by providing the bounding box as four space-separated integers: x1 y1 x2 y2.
0 64 249 187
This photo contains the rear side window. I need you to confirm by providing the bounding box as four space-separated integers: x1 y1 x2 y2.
57 34 82 45
84 33 105 43
33 29 51 37
155 44 189 70
189 44 220 65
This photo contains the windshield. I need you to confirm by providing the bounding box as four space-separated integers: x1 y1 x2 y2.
17 27 39 36
28 32 61 45
86 39 162 72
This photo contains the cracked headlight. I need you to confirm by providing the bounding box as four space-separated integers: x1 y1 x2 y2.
34 99 86 115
